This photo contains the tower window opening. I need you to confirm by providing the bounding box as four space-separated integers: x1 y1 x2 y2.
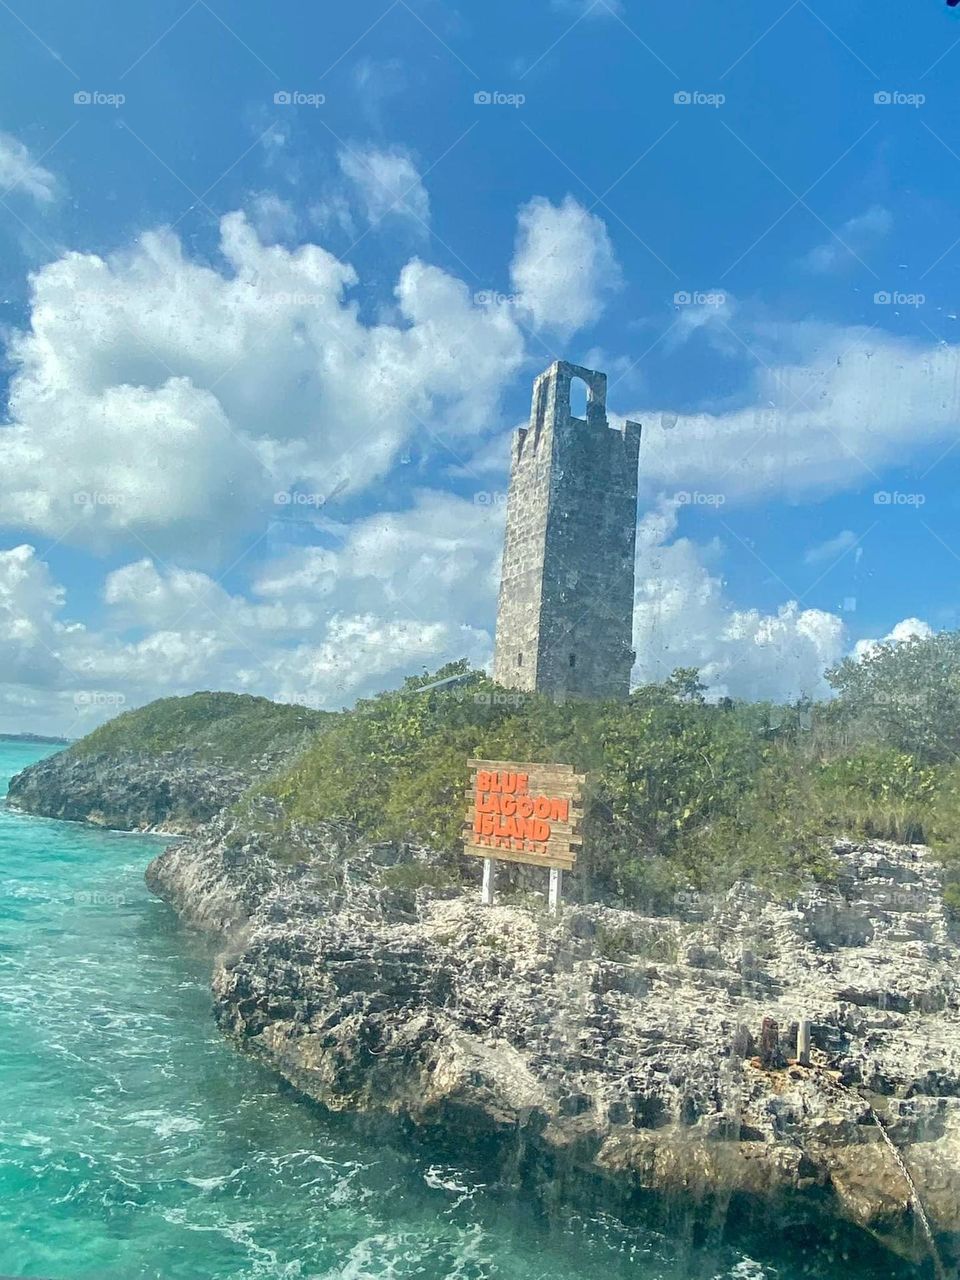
569 376 589 419
517 651 523 667
569 653 576 668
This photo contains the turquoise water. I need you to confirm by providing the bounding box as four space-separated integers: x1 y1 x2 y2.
0 742 922 1280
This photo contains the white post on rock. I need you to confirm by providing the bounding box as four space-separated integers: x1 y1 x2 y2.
481 857 496 906
797 1017 812 1068
548 867 563 915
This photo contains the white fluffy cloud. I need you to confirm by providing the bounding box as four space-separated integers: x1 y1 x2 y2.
256 489 502 624
0 181 638 732
264 615 491 710
1 487 933 736
246 192 298 243
0 170 948 734
853 616 933 662
631 322 960 506
631 503 848 702
0 489 503 732
802 205 892 274
803 530 859 566
0 210 526 555
337 144 430 229
0 132 57 203
666 290 738 353
0 546 67 686
510 195 621 337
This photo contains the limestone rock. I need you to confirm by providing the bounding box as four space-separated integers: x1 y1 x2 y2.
145 822 960 1268
7 748 282 833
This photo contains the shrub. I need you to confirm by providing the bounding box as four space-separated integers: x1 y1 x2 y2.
815 748 937 844
71 691 327 767
379 864 457 891
67 632 960 915
673 750 837 899
261 663 834 908
826 631 960 763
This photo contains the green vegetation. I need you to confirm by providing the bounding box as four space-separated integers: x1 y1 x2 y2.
379 863 456 891
595 924 680 964
255 635 960 908
823 631 960 763
70 691 328 767
261 662 837 906
69 632 960 910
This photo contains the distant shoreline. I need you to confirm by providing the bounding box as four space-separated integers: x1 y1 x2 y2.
0 733 71 746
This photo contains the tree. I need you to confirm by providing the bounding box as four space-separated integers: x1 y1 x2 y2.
664 667 707 704
826 631 960 763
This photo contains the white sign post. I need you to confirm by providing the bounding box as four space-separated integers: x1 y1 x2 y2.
548 866 563 915
481 857 496 906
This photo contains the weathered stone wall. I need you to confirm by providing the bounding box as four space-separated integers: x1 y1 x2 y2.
491 366 553 692
492 361 640 699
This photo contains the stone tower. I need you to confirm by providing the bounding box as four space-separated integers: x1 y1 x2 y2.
492 361 641 701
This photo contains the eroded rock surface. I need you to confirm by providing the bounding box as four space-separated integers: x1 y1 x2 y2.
146 817 960 1267
7 749 270 833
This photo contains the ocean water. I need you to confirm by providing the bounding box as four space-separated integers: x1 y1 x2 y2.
0 741 922 1280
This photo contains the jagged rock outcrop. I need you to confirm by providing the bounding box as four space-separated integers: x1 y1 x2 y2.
146 813 960 1268
6 749 255 833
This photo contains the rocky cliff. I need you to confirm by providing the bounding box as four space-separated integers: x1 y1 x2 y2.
4 690 325 833
146 806 960 1271
6 749 255 833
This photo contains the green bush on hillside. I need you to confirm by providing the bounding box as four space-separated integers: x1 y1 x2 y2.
262 661 834 906
259 633 960 906
70 691 328 767
825 631 960 763
67 630 960 912
815 748 938 844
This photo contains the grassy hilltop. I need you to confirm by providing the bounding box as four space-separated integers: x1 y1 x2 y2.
68 691 329 767
58 634 960 909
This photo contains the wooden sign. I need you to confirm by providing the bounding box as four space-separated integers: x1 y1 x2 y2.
462 759 585 871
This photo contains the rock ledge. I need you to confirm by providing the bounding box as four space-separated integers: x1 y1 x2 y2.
146 812 960 1268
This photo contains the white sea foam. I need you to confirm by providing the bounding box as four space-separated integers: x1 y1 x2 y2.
129 1109 202 1138
183 1172 235 1191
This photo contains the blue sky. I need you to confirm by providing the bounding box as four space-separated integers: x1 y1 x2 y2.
2 0 960 733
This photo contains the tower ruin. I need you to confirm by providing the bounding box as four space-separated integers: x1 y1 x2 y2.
492 361 641 701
